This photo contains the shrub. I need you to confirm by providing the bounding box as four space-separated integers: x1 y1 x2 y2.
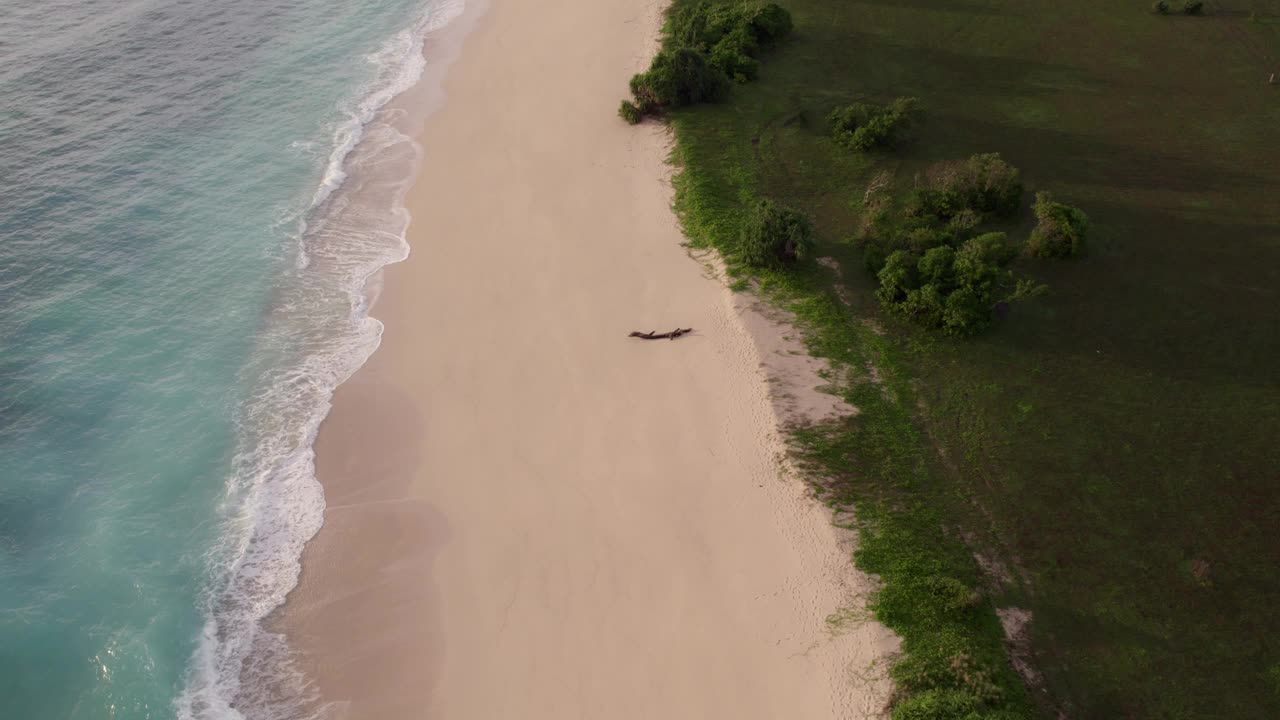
628 48 730 114
829 97 921 152
902 188 946 223
900 225 955 254
918 245 957 288
1183 0 1204 14
856 175 893 238
941 285 993 336
739 199 814 268
931 153 1023 218
669 2 793 49
876 250 919 304
906 154 1024 221
709 29 761 83
901 284 947 327
1152 0 1170 13
858 232 898 275
829 103 877 137
618 100 642 124
940 234 1012 335
623 3 793 121
1026 191 1088 258
875 232 1013 336
946 207 981 237
974 161 1020 209
859 156 1039 336
749 2 794 43
954 232 1014 289
669 2 742 48
665 2 791 81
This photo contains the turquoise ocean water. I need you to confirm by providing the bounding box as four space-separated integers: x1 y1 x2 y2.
0 0 460 717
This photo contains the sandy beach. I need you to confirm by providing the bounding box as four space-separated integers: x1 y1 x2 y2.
279 0 897 717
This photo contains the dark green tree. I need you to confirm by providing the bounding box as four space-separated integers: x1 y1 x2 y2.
622 3 793 121
628 48 730 114
739 199 814 268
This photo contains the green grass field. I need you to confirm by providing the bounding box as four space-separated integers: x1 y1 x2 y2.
659 1 1280 717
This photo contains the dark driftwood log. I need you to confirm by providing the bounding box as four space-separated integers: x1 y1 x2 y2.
629 328 693 340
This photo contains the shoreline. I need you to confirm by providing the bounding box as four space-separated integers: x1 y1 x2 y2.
279 0 896 717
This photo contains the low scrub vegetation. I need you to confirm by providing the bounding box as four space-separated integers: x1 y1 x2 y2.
828 97 921 151
620 2 793 123
1026 191 1089 258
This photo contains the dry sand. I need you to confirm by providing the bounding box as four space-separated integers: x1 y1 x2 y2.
280 0 898 717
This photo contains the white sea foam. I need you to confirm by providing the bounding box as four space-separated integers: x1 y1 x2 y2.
175 1 465 718
298 0 464 269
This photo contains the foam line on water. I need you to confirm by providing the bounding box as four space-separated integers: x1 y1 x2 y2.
297 0 466 269
174 1 465 718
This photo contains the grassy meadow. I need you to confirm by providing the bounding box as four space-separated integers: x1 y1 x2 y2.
657 0 1280 717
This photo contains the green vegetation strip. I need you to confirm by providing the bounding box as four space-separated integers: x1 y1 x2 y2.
642 0 1280 717
647 7 1035 717
672 117 1033 720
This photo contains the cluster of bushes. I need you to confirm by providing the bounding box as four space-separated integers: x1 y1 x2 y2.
859 154 1030 336
1152 0 1204 14
1027 191 1089 258
860 153 1022 271
620 2 793 123
732 196 1031 335
828 97 921 151
857 153 1091 334
727 151 1085 336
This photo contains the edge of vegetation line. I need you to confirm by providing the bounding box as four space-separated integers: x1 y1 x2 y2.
627 1 1042 718
671 135 1034 720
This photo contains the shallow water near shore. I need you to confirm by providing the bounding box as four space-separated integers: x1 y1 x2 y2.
0 0 460 717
